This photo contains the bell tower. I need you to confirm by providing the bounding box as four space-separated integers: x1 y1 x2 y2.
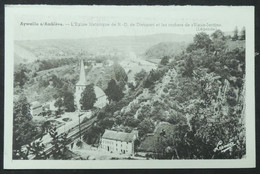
75 59 87 110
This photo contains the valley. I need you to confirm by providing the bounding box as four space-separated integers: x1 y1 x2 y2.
13 30 246 160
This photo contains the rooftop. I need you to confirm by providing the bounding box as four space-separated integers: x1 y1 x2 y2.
102 129 138 142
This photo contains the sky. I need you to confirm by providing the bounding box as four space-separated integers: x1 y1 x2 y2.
5 5 253 40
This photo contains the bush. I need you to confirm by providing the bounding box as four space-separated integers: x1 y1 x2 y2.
163 87 169 93
62 118 72 122
167 112 187 125
143 69 166 88
76 140 83 148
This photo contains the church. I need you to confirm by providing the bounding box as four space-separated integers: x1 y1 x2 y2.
74 59 109 111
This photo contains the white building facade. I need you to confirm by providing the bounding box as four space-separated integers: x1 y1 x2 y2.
100 129 138 155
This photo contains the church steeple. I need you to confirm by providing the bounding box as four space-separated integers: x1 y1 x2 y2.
76 59 87 86
75 58 87 111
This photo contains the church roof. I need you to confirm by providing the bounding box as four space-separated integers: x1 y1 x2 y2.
102 129 138 142
93 86 108 108
76 59 87 86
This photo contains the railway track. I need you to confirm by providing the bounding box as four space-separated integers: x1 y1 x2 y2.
30 115 97 159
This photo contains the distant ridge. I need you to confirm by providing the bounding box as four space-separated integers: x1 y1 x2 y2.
14 33 193 64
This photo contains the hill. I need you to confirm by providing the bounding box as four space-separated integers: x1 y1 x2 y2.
14 33 193 64
14 44 38 64
143 41 187 61
84 36 246 159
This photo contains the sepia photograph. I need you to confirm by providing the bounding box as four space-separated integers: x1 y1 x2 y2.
4 5 255 169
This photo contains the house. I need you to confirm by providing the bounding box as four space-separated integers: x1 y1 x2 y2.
100 129 138 155
30 100 56 117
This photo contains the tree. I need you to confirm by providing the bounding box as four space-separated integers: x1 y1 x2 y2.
80 84 97 110
41 120 53 135
183 57 194 77
27 140 47 159
167 112 187 125
49 127 60 159
211 39 227 52
54 97 64 116
113 63 128 83
50 127 69 159
134 69 147 87
53 75 64 88
14 64 29 88
55 84 75 112
137 104 152 121
239 27 245 40
59 133 69 157
13 94 37 156
137 119 155 137
160 56 170 66
210 30 227 52
63 91 75 112
49 127 69 159
232 26 239 40
186 43 197 53
83 124 103 145
187 32 212 52
211 30 225 40
105 79 124 103
97 110 106 120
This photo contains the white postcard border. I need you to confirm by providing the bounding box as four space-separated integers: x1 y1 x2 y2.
4 5 255 169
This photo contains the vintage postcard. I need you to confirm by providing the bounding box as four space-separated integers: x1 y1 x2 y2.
4 5 255 169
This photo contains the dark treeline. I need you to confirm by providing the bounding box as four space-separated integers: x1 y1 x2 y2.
36 57 78 72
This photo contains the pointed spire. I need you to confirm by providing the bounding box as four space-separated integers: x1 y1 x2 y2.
76 59 87 86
